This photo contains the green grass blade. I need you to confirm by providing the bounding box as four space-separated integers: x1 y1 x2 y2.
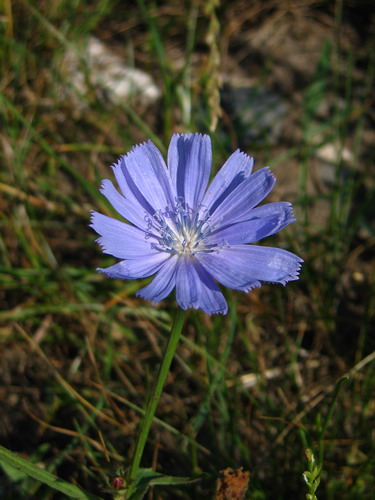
0 446 102 499
128 468 198 500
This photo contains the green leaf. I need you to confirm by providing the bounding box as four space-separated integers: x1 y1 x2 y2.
128 468 199 500
0 446 102 499
1 461 28 482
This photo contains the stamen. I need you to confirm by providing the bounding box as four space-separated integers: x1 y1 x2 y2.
144 197 225 256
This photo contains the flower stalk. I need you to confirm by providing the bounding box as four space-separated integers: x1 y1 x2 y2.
125 308 186 498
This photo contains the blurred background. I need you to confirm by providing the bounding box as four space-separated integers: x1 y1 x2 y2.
1 1 374 498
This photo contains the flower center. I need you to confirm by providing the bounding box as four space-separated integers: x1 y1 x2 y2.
145 198 219 256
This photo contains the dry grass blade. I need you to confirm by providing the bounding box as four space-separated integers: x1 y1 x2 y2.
14 323 134 434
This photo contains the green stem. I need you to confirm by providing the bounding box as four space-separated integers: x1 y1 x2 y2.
126 308 186 497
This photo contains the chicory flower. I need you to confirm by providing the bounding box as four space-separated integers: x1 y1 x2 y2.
91 133 302 314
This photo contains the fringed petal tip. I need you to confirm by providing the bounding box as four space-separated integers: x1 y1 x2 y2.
199 305 229 316
128 141 153 155
94 237 118 257
177 301 228 315
99 178 110 192
95 236 103 248
261 166 277 191
110 156 125 173
284 202 294 215
267 167 276 185
89 210 103 232
136 290 228 314
243 281 262 292
171 132 210 141
96 266 111 276
127 136 209 156
278 257 304 285
237 150 254 168
207 305 228 315
96 265 127 280
281 206 297 228
96 265 129 280
136 290 229 315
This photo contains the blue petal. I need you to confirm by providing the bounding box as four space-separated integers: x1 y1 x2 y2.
168 134 211 209
243 201 295 227
175 257 201 309
194 261 228 314
111 157 151 220
197 245 303 290
208 167 276 226
119 141 174 215
98 251 170 279
175 257 227 314
205 203 295 245
99 179 149 230
90 211 156 259
137 255 178 304
201 149 253 215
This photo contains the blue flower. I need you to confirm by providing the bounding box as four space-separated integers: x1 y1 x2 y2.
91 133 302 314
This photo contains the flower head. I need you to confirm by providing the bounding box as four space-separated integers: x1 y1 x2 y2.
91 133 302 314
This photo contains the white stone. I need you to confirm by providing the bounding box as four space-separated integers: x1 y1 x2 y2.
61 37 160 106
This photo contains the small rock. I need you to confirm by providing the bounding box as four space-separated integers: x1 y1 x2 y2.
314 142 354 185
60 37 160 107
315 142 353 165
